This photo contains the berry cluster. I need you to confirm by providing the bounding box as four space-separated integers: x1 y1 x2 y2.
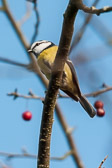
94 101 105 117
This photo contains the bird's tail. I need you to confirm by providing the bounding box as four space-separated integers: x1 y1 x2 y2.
79 94 96 118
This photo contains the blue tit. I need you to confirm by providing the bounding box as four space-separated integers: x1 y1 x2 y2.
28 40 96 118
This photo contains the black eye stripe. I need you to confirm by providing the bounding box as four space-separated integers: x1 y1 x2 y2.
32 43 40 50
32 41 54 50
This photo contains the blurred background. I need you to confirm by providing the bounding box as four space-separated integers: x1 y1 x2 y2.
0 0 112 168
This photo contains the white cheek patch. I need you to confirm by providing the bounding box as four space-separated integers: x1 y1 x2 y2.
39 42 52 52
32 41 52 55
33 46 41 55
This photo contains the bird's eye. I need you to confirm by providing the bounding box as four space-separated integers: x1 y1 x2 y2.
36 43 39 46
32 43 39 50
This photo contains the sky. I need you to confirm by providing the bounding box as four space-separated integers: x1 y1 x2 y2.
0 0 112 168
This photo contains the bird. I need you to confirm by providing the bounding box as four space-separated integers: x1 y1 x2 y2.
28 40 96 118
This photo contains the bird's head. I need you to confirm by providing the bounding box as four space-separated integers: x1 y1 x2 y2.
28 40 55 57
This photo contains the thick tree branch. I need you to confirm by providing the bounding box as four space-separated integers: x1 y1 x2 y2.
37 1 78 168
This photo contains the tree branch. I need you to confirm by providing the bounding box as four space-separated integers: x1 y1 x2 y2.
37 0 78 167
0 6 5 11
7 83 112 102
0 56 28 68
2 0 30 50
98 155 108 168
18 2 32 27
7 89 44 101
70 0 100 52
85 84 112 97
75 0 112 16
55 104 84 168
30 0 40 44
0 151 73 161
2 0 48 87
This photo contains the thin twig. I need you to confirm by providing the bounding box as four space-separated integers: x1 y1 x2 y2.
85 85 112 97
75 0 112 16
87 16 112 46
7 84 112 101
59 85 112 98
0 56 28 68
70 0 100 52
2 0 30 50
59 84 112 98
7 90 44 101
31 0 40 44
0 151 37 159
0 151 73 161
0 56 44 73
51 151 73 161
98 155 108 168
18 2 32 26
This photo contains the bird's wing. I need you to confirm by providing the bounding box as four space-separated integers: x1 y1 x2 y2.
43 59 52 70
66 59 81 96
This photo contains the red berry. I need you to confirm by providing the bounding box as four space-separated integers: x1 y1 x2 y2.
96 108 105 117
94 100 104 109
22 111 32 121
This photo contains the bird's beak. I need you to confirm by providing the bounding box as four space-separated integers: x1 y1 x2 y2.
28 49 32 53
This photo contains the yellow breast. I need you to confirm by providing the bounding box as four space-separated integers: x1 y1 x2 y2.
38 46 58 63
37 46 58 79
